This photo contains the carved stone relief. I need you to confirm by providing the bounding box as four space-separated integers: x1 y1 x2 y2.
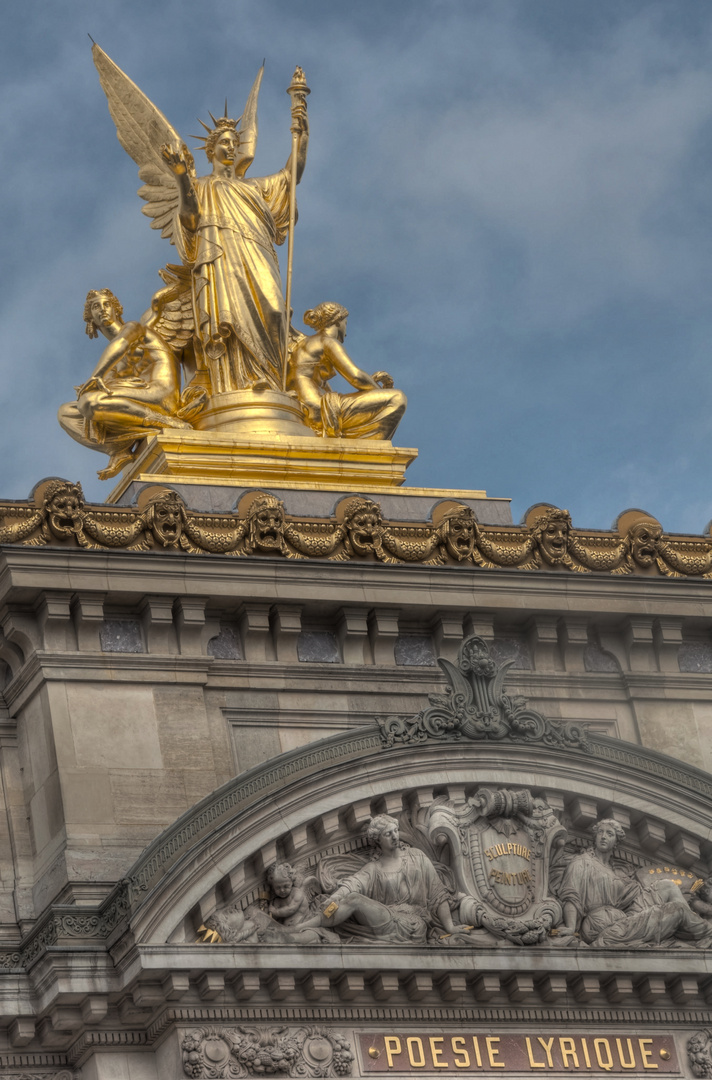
428 789 565 945
553 819 712 949
3 482 712 578
378 636 590 750
688 1031 712 1078
197 789 712 952
187 640 712 953
180 1026 353 1079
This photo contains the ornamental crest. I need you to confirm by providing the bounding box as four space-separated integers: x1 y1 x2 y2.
427 787 566 945
378 635 590 751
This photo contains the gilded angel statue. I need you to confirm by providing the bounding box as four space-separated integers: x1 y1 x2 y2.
90 44 308 396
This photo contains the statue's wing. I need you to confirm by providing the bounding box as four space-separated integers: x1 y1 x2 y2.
235 65 264 177
317 852 369 894
92 44 190 244
142 264 195 349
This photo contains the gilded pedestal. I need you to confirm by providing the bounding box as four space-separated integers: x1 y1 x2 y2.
105 429 420 502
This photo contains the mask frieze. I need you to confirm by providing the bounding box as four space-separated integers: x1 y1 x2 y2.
624 518 664 570
432 503 479 564
4 484 712 578
40 479 87 544
283 519 346 558
243 493 299 558
335 497 392 562
530 507 579 569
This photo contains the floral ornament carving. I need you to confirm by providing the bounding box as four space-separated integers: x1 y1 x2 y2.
378 635 590 751
181 1026 353 1079
3 484 712 578
688 1031 712 1077
4 1073 75 1080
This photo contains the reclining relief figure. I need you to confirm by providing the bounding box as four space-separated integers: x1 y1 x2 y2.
556 818 712 948
301 814 468 943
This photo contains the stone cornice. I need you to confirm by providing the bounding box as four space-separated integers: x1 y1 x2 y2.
4 545 712 614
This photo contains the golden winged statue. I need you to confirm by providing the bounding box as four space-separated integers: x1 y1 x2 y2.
60 45 310 477
92 44 308 392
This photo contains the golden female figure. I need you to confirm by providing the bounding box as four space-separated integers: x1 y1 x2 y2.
287 303 406 439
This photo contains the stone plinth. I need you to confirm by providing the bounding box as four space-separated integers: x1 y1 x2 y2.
106 430 419 503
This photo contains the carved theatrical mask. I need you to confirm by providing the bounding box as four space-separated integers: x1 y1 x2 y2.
344 500 384 557
534 510 571 566
443 508 477 561
43 481 85 540
248 497 286 553
145 494 185 548
628 521 663 567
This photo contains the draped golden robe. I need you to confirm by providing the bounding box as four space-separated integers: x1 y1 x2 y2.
178 169 291 392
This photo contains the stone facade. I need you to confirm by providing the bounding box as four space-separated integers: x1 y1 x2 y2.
0 484 711 1078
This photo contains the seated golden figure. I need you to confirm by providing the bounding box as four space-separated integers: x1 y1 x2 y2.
287 302 406 439
59 287 206 480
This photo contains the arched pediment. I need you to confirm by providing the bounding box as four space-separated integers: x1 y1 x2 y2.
119 638 712 958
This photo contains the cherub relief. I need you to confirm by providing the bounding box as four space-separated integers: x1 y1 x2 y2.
266 862 313 927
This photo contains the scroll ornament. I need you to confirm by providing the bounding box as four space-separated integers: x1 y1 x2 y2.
378 635 591 751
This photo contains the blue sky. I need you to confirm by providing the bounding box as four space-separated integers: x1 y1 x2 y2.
3 0 712 531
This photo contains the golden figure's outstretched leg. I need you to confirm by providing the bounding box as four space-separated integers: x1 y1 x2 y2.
98 446 139 481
